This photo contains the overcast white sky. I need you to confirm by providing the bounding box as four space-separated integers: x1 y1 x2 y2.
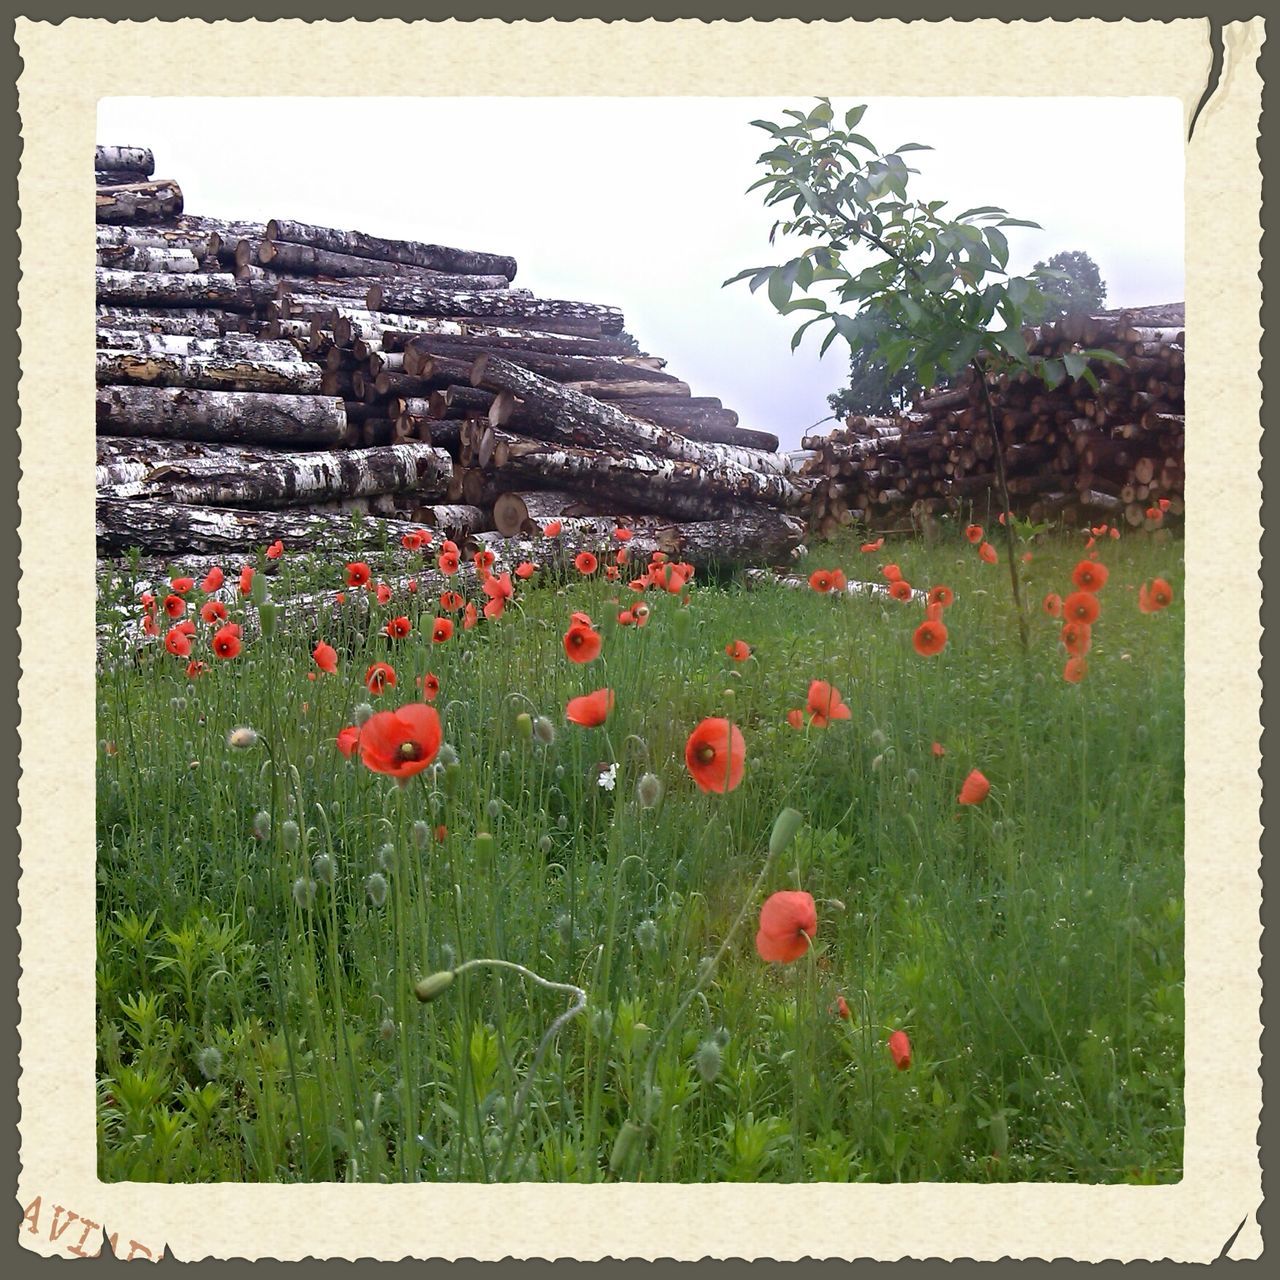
98 97 1184 450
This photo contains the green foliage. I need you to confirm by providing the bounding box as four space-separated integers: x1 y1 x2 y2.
725 99 1126 393
827 342 925 419
1033 249 1108 319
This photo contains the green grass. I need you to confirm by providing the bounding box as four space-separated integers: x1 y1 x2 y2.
95 523 1184 1183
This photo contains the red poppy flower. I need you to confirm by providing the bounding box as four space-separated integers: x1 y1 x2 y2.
725 640 752 662
913 619 948 657
932 741 946 758
1109 527 1120 540
359 703 442 782
401 531 422 551
1063 591 1100 625
958 769 990 806
365 661 396 694
515 561 537 579
860 538 884 553
888 1030 912 1071
1145 505 1164 521
604 565 619 581
141 614 159 637
385 615 411 639
336 726 360 757
438 551 460 575
473 549 496 573
201 565 224 593
266 540 284 560
543 520 562 537
163 594 186 618
185 660 208 678
431 618 454 644
925 601 944 623
615 548 629 566
632 604 651 627
1043 593 1063 618
807 680 851 728
808 569 834 593
212 624 242 660
965 525 983 544
176 619 196 636
927 585 954 609
436 591 461 613
653 563 691 594
462 602 478 629
1158 498 1170 512
755 890 817 963
140 591 155 611
617 609 635 626
1072 559 1109 592
239 566 254 596
564 623 601 663
171 576 194 595
685 718 746 793
201 600 227 625
566 687 615 727
978 542 998 565
786 708 805 730
371 583 389 605
1063 656 1088 683
888 580 913 601
340 561 368 589
312 641 338 674
1060 620 1092 657
164 626 192 657
614 528 633 542
415 672 440 701
1138 578 1174 613
575 551 599 576
881 563 903 583
484 572 514 605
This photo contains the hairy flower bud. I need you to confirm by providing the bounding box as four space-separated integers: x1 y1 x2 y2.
364 872 388 907
413 970 455 1003
292 877 316 909
352 702 375 727
694 1038 723 1083
312 853 334 885
281 819 300 851
226 725 258 751
533 716 556 746
636 772 664 810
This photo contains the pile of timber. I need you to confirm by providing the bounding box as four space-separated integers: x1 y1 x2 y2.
799 306 1186 538
94 143 806 571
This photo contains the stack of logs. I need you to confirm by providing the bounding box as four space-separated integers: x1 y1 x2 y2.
798 305 1185 538
95 144 808 571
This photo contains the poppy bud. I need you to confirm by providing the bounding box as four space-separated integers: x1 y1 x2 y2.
474 832 496 860
443 761 461 796
533 716 556 746
515 712 533 743
538 835 553 854
364 872 388 907
281 820 300 851
413 970 456 1003
486 799 502 820
769 807 805 858
379 1018 396 1042
722 688 735 706
634 919 658 951
412 820 430 848
257 601 278 637
609 1120 644 1177
252 810 271 840
292 877 316 909
226 725 258 751
636 772 664 810
378 842 395 871
353 702 375 727
250 565 268 605
312 853 334 885
694 1038 722 1083
195 1046 223 1080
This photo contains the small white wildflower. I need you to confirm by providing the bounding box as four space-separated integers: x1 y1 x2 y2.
598 764 617 792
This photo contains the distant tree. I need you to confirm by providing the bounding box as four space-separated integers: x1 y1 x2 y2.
615 329 643 355
826 341 922 419
1033 250 1107 319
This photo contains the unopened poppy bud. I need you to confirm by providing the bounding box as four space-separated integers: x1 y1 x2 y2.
474 832 496 860
443 761 461 796
379 1018 396 1042
195 1046 223 1080
413 820 430 848
292 877 316 909
515 712 533 742
769 807 805 858
609 1120 644 1176
227 725 258 751
499 750 511 767
636 772 664 809
486 798 502 820
312 853 334 884
281 819 300 851
413 970 456 1003
252 810 271 840
634 919 658 951
538 834 553 854
533 716 556 745
365 872 388 907
722 688 735 705
557 814 568 831
257 601 278 637
378 842 395 871
555 913 572 945
353 702 375 726
250 565 268 604
872 754 885 772
713 1026 731 1049
694 1038 722 1083
905 768 920 787
870 728 887 750
437 743 459 767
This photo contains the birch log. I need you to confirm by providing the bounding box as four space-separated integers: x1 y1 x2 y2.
258 240 510 291
97 225 218 257
95 180 184 223
96 330 303 362
96 306 246 337
366 282 624 334
265 218 518 280
97 442 451 508
97 387 348 446
96 351 323 395
375 323 635 359
95 145 155 176
96 269 255 312
96 170 151 187
95 245 201 274
403 338 683 387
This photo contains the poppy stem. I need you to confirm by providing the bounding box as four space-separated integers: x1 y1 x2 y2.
971 358 1030 653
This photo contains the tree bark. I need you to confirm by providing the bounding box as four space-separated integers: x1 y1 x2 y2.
96 170 152 187
95 245 201 274
257 239 511 291
618 399 778 452
95 180 184 223
265 218 518 281
97 440 451 508
95 145 155 175
97 225 218 257
96 386 348 446
97 329 303 363
491 489 622 536
96 269 256 312
470 356 801 488
96 350 323 396
96 306 245 337
366 282 624 334
559 378 693 400
403 338 683 388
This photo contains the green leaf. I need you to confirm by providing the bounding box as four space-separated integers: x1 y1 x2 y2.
844 104 868 130
749 119 782 136
748 268 774 295
780 297 828 314
893 142 932 153
722 267 764 288
818 325 840 357
955 205 1008 220
768 269 794 311
845 133 877 154
984 226 1009 270
1039 357 1066 389
1062 351 1088 379
996 217 1042 229
790 314 827 351
1007 277 1031 308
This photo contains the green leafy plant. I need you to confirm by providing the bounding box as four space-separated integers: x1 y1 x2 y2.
726 99 1125 648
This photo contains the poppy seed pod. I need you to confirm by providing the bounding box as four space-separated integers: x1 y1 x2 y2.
413 970 456 1003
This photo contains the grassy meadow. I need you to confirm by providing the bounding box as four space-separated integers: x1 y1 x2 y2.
95 519 1184 1183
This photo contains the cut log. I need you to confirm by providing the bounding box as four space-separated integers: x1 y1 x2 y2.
95 245 200 274
96 351 323 396
95 145 155 176
560 378 693 400
96 306 245 337
265 218 518 280
470 357 801 489
96 170 151 187
257 240 510 291
375 322 636 359
491 489 623 536
97 330 303 362
366 282 624 334
97 441 451 508
95 180 184 223
96 225 217 258
96 386 348 447
96 269 255 312
403 337 684 387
